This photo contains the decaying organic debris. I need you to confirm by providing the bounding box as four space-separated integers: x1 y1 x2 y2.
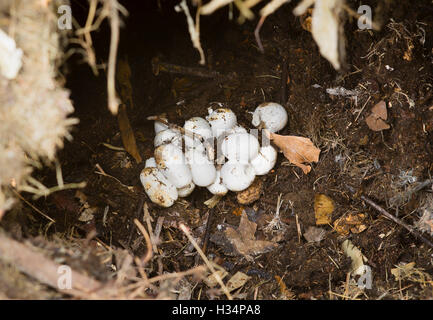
0 0 77 214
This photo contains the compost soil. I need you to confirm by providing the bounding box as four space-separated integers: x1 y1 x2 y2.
5 0 433 299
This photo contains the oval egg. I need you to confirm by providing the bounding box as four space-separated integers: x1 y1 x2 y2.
155 143 192 188
221 132 260 164
207 167 228 196
154 129 182 149
250 145 277 175
140 167 178 207
206 108 237 138
220 160 256 192
185 147 217 187
252 102 288 133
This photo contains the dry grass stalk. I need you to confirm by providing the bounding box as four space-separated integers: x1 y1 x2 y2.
179 223 233 300
175 0 205 65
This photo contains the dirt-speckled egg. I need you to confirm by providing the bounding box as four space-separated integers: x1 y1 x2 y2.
252 102 288 133
177 181 195 197
207 167 228 196
140 167 178 207
250 145 277 175
206 108 237 138
155 143 192 188
184 117 213 148
154 129 182 148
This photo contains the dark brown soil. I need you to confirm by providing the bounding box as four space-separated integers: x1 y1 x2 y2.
2 0 433 300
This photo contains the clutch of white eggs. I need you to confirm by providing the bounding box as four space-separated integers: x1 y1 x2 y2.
140 102 288 207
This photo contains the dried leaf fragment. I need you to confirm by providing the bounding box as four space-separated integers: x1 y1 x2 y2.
391 262 416 281
226 271 250 292
116 57 134 109
314 194 334 225
205 270 228 288
117 104 142 163
342 239 368 276
224 211 278 258
333 213 367 236
365 101 390 131
268 132 320 174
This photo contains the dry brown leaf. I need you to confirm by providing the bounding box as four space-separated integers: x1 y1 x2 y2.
117 104 142 163
268 132 320 174
391 262 416 281
365 101 390 131
205 270 228 288
334 213 367 236
116 58 134 109
224 211 277 258
314 194 334 225
342 239 368 276
226 271 250 292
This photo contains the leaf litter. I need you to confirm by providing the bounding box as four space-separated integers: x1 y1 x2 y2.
210 210 278 260
267 131 320 174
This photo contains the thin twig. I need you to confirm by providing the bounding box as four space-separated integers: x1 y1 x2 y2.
360 195 433 249
11 188 55 223
143 202 158 253
147 265 206 284
280 58 288 105
179 223 233 300
201 210 213 254
19 182 87 200
151 57 222 79
94 163 135 192
134 219 153 266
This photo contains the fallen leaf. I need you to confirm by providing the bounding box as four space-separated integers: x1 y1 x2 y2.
176 278 193 300
333 213 367 236
232 206 244 217
224 211 278 258
204 269 228 288
342 239 368 275
304 226 326 242
226 272 250 292
314 194 334 225
116 57 134 109
117 104 142 163
391 262 416 281
268 132 320 174
365 101 390 131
